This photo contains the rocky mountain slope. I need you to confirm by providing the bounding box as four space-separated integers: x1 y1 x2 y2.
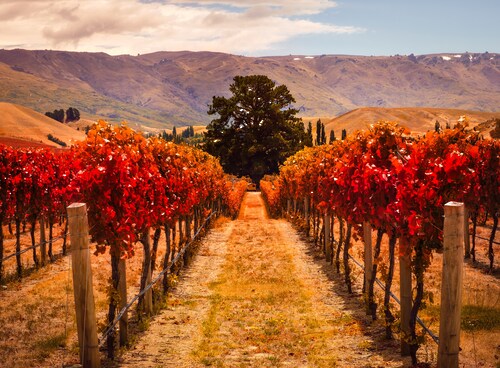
0 49 498 129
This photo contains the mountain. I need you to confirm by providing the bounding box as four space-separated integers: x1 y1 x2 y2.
0 102 86 147
0 49 499 129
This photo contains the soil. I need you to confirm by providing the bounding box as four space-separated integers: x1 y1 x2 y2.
112 192 410 367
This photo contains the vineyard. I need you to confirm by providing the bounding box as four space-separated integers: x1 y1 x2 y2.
0 120 498 367
0 121 248 365
261 121 499 366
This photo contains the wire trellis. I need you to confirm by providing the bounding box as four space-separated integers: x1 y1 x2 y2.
97 210 218 346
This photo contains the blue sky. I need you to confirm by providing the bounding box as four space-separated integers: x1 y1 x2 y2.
281 0 500 56
0 0 498 56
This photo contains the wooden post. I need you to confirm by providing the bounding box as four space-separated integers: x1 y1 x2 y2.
40 217 47 266
118 259 128 347
399 237 412 356
287 199 291 217
142 228 153 316
184 215 192 263
185 215 191 241
464 207 470 258
363 222 373 315
324 213 331 262
438 202 464 368
67 203 100 368
304 197 310 236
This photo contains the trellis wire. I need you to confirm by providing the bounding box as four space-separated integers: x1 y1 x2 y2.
474 235 500 246
347 253 440 344
98 210 218 346
1 233 67 262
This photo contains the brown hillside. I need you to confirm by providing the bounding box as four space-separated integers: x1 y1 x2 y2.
0 102 86 147
0 49 498 128
323 107 500 137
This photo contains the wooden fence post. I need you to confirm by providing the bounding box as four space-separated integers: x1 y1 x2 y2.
438 202 464 368
142 227 153 316
324 213 331 262
118 259 128 347
399 237 412 356
463 207 470 258
40 217 47 266
304 197 310 236
67 203 100 368
363 222 373 315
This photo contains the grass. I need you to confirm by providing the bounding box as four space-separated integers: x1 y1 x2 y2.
461 305 500 331
192 203 345 367
424 304 500 332
340 215 500 367
34 333 67 350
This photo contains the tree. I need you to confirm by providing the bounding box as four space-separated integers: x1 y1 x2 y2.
203 75 307 183
434 120 441 133
305 121 313 147
45 109 65 123
329 129 336 143
65 107 80 122
321 123 326 145
315 119 327 145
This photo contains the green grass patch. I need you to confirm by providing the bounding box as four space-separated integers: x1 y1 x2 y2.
425 304 500 331
34 332 67 351
461 304 500 331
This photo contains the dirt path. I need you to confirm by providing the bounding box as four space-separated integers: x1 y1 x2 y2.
116 192 408 367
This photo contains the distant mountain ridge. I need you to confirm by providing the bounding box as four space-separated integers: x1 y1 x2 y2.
0 49 498 129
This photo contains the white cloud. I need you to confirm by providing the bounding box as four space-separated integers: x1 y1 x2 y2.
0 0 364 55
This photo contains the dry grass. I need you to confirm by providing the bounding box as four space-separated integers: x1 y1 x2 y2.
322 107 500 137
0 220 191 368
0 102 86 147
191 193 405 367
192 226 342 367
324 217 500 368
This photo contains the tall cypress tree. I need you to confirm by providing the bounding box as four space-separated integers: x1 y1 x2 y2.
329 129 336 143
315 119 322 146
320 123 326 145
305 121 313 147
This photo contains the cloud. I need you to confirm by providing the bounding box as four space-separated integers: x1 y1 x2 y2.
0 0 364 55
167 0 336 16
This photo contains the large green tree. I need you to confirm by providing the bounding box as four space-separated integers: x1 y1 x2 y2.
203 75 307 183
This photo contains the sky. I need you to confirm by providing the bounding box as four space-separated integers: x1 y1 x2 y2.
0 0 498 57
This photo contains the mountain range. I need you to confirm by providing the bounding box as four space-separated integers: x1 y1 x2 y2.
0 49 499 130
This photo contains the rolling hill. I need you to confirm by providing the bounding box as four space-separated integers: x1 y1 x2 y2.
0 49 498 130
322 107 500 137
0 102 86 147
